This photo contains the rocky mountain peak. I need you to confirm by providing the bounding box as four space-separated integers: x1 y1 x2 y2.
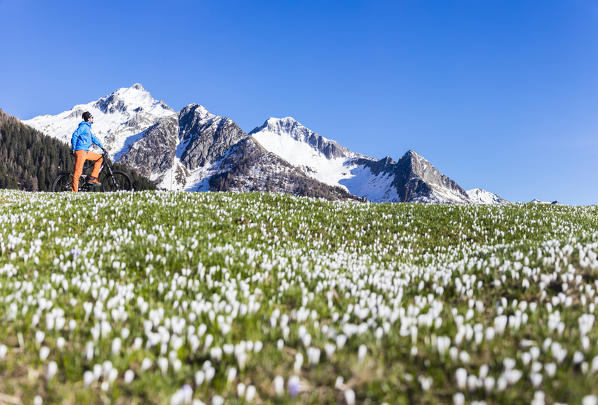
250 117 304 138
180 104 215 122
401 149 424 161
176 104 247 171
399 150 436 176
94 83 173 115
394 150 470 202
114 83 149 96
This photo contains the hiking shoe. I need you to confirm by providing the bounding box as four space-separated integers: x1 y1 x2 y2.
87 176 102 186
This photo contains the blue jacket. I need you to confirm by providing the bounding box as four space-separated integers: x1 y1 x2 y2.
71 121 103 151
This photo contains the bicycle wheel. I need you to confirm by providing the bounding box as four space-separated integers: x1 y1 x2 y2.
102 171 132 192
52 173 73 192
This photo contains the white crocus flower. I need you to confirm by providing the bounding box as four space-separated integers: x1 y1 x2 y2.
124 370 135 384
39 346 50 361
274 376 284 395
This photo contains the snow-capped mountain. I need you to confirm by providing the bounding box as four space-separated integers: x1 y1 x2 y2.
24 84 175 159
467 188 507 204
250 117 476 204
21 84 505 203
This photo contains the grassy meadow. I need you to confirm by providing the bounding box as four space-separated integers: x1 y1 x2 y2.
0 190 597 404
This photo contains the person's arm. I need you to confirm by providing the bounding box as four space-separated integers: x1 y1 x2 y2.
90 131 104 149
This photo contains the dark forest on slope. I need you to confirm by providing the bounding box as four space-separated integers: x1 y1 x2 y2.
0 108 156 191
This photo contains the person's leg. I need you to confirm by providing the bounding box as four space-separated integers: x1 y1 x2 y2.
86 152 103 180
72 150 87 192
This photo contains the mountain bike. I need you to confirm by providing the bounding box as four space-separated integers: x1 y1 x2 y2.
52 148 132 192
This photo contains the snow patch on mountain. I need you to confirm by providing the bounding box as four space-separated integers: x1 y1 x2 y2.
113 129 149 161
415 185 471 204
339 165 399 202
176 152 230 192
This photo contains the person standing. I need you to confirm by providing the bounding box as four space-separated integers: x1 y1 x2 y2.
70 111 104 191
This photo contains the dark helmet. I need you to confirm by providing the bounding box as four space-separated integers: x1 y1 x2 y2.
82 111 93 122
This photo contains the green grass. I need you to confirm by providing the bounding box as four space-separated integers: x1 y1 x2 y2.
0 190 597 404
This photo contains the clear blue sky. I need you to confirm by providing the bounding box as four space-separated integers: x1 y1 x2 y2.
1 0 597 204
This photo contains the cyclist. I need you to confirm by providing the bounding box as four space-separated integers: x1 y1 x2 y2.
71 111 104 192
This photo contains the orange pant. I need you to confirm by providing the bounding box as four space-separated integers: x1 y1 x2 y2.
72 150 103 192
